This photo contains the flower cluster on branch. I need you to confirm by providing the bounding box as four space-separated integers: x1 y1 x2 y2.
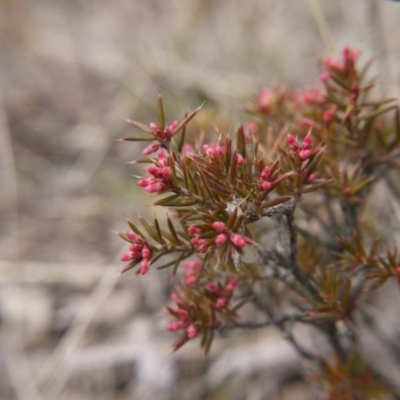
117 47 400 398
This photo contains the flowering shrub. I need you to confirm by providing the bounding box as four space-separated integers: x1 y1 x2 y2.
118 47 400 398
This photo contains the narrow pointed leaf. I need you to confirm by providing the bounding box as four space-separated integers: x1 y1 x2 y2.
126 119 153 133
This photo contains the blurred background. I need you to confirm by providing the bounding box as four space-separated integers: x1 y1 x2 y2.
1 1 400 399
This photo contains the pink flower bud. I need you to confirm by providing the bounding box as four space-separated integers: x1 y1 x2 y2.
236 154 244 164
141 247 151 259
171 292 180 302
137 178 151 187
319 71 330 82
287 134 298 151
395 266 400 276
299 150 311 160
167 321 184 331
168 120 179 131
145 182 166 193
185 276 197 285
126 231 140 241
142 142 160 156
226 278 238 292
216 298 226 309
215 233 228 246
120 252 133 262
161 166 171 180
302 134 312 150
147 165 160 176
149 122 158 131
207 281 219 293
188 226 202 235
212 221 226 232
187 324 197 339
230 234 246 247
140 260 149 274
177 309 188 319
261 166 270 180
258 88 271 109
261 181 272 190
157 150 166 162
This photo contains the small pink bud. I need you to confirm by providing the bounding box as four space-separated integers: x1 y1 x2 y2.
185 276 197 285
216 298 226 309
230 234 246 247
236 154 244 164
171 292 180 302
299 150 311 160
188 226 202 235
129 243 142 252
302 134 312 150
226 278 238 292
258 88 271 109
147 165 159 176
157 150 166 162
168 120 179 131
141 247 150 259
287 134 298 151
261 166 270 180
183 259 201 272
187 324 197 339
140 260 149 274
207 281 219 293
145 182 166 193
177 309 188 319
120 252 133 262
215 233 228 246
212 221 226 233
149 122 158 131
318 71 330 82
395 266 400 276
161 166 171 180
137 178 151 187
167 321 184 331
306 173 315 183
261 181 272 190
126 231 140 241
142 142 160 156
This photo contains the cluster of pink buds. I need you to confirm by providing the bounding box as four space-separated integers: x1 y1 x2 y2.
207 278 238 309
183 258 202 285
188 221 249 253
137 150 172 193
319 47 360 81
259 166 272 190
167 293 198 339
203 142 244 165
141 121 180 156
287 133 313 160
212 221 248 247
292 88 326 106
120 231 152 274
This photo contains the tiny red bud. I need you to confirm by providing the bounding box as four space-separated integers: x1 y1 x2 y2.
215 233 228 246
212 221 227 233
187 324 197 339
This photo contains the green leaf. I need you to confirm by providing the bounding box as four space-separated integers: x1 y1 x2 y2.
120 136 154 142
167 216 182 245
174 102 204 133
127 219 145 237
126 119 153 133
157 93 165 130
261 195 292 209
139 217 161 243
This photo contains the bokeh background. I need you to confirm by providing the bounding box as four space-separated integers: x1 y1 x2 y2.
1 1 400 399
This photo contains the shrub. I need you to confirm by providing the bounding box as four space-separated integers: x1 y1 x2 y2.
118 47 400 399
